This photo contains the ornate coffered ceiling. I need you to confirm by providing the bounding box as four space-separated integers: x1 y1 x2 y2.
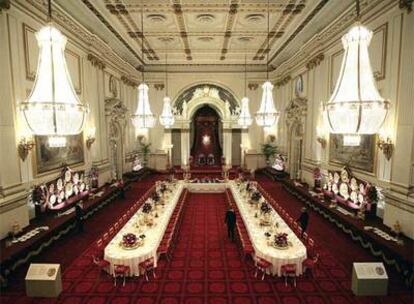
51 0 361 71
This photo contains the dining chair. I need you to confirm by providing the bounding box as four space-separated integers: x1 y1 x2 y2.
92 255 110 273
113 264 130 286
302 253 319 277
139 258 156 281
281 264 297 287
102 232 109 244
255 258 272 280
158 240 171 261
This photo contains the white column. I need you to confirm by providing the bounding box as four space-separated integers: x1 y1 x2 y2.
223 128 232 165
181 128 190 167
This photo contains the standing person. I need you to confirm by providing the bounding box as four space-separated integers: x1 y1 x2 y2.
297 207 309 238
75 202 84 233
225 206 237 241
118 179 125 199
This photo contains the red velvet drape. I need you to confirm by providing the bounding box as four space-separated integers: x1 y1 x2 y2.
191 106 222 166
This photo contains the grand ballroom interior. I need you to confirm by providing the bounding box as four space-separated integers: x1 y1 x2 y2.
0 0 413 303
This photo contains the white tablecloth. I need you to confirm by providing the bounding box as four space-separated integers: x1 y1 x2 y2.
186 183 227 193
230 182 307 276
104 182 184 276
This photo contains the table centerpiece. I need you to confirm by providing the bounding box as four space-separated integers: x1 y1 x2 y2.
142 202 153 225
250 191 262 208
260 202 272 226
271 232 291 250
120 233 145 249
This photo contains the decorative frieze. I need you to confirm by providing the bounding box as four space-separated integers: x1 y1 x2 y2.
0 0 10 12
87 53 106 70
248 83 259 91
399 0 413 13
154 83 165 91
306 53 325 70
275 75 292 87
121 76 137 87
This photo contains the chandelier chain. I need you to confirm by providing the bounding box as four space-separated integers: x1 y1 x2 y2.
165 42 168 96
266 0 269 81
141 0 145 83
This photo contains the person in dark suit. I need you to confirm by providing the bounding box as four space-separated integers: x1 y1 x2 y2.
225 207 236 241
297 207 309 238
75 202 84 232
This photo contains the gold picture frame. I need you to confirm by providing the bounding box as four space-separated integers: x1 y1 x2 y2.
329 134 377 174
33 133 85 176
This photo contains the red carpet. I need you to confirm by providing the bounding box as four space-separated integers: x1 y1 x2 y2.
0 174 161 294
1 177 413 303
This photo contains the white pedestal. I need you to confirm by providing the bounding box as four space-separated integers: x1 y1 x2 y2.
351 262 388 296
25 263 62 298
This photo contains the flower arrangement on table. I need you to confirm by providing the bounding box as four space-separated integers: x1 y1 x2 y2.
151 192 160 203
159 183 167 193
259 202 272 226
272 232 290 249
260 202 271 214
251 191 262 202
142 202 153 215
121 233 138 249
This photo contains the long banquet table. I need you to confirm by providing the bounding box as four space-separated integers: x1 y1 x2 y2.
104 182 183 276
229 181 307 276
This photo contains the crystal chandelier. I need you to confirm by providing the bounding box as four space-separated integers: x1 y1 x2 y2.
238 97 253 129
255 81 278 129
20 0 88 147
159 42 175 128
132 83 156 129
160 97 175 128
324 0 389 146
238 54 252 129
255 0 279 129
131 1 156 131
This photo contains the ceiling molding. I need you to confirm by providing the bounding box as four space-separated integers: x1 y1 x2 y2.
270 0 393 78
16 0 140 78
219 1 240 61
172 0 192 61
81 0 144 64
268 0 329 65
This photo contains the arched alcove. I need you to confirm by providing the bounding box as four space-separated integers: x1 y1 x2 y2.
190 105 223 166
173 83 240 121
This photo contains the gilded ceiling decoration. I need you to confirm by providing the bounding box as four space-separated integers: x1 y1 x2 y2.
77 0 322 67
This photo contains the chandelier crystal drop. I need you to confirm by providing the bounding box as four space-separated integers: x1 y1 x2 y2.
255 81 279 128
131 83 156 129
160 96 175 128
238 97 253 129
324 22 389 146
19 25 88 147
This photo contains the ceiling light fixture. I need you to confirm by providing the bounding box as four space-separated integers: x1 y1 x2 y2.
132 1 156 131
159 41 175 128
255 0 279 130
238 53 252 129
20 0 88 148
324 0 389 146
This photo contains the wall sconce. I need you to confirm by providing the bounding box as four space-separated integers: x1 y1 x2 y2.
377 137 393 160
86 127 96 150
316 126 327 148
18 137 35 161
316 136 327 148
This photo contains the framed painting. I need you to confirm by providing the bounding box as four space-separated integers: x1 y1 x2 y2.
329 134 376 173
34 134 85 175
